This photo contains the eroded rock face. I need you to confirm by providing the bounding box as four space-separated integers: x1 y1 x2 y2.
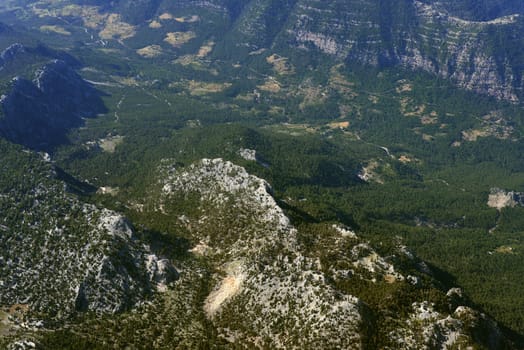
390 301 505 349
487 187 524 210
282 0 524 101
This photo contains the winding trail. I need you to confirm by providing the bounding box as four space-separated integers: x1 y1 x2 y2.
114 93 127 122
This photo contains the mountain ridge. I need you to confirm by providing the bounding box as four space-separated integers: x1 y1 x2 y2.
0 1 524 348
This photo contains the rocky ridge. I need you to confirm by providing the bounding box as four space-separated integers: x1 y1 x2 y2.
157 158 362 348
279 0 524 101
0 56 106 149
150 158 506 348
0 143 176 324
0 155 510 348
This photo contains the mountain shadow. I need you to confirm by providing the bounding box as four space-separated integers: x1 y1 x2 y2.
0 58 107 151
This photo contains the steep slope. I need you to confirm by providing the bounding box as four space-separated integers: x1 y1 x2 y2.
132 158 508 348
0 153 513 348
431 0 524 21
271 0 524 101
0 44 106 150
0 1 522 348
155 158 362 348
0 140 176 325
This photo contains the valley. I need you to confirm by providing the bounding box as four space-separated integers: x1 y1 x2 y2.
0 0 524 348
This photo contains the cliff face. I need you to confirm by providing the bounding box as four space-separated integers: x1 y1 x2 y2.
398 2 523 102
7 0 524 102
160 0 524 101
275 0 524 101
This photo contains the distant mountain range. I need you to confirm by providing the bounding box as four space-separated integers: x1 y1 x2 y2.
1 1 524 348
19 0 521 102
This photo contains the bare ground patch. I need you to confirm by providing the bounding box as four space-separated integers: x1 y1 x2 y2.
462 111 514 142
164 32 196 47
266 54 294 75
159 12 173 20
175 15 200 23
258 79 281 93
197 41 215 58
136 45 163 58
99 135 124 153
40 25 71 35
99 13 135 40
187 80 232 95
149 20 162 28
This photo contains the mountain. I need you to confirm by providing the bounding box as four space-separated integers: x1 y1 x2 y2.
0 140 177 322
0 55 106 149
0 36 107 150
6 0 521 101
2 156 509 348
1 1 524 348
142 157 508 349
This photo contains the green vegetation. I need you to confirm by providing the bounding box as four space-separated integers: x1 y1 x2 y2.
1 0 524 347
43 43 524 345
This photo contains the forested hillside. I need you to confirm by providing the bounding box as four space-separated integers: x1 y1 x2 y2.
0 0 524 348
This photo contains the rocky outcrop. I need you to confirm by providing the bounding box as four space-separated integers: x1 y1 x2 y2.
156 158 363 348
282 0 524 101
401 1 523 102
390 301 506 349
0 148 176 319
487 187 524 210
0 43 25 67
158 0 520 101
149 158 507 348
0 59 106 150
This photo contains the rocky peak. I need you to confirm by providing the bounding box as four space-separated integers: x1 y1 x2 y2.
0 59 106 149
144 157 508 348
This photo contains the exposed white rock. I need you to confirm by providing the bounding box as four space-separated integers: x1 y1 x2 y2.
389 296 505 349
351 243 404 283
149 157 505 348
333 224 357 238
189 241 211 256
156 158 363 348
97 209 134 239
146 255 178 292
487 188 524 210
40 153 51 162
0 161 177 318
446 288 464 299
8 340 36 350
358 161 384 184
412 301 440 321
294 30 348 57
96 186 119 196
407 275 420 286
238 148 257 161
408 1 521 102
160 158 293 235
